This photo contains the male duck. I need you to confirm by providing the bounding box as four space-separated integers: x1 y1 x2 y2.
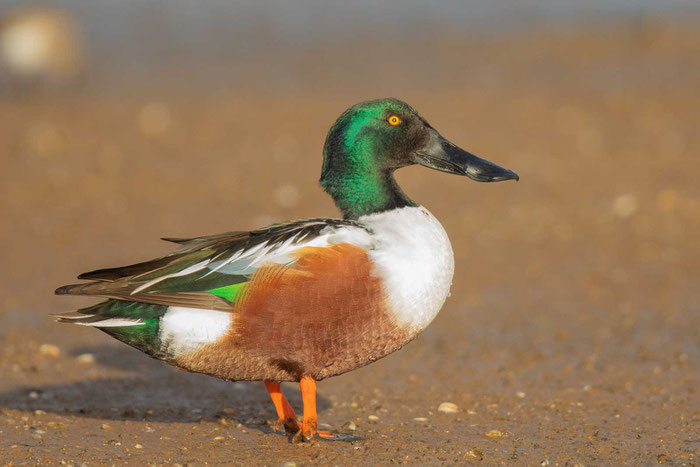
56 98 518 441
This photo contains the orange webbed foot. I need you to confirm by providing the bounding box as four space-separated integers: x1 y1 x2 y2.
316 429 362 442
291 426 361 443
267 378 362 442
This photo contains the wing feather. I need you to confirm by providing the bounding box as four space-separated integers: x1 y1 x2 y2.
56 218 372 311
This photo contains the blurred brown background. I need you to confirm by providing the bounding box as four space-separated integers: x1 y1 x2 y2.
1 1 698 464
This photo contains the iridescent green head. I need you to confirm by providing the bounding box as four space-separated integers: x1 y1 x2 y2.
320 98 518 219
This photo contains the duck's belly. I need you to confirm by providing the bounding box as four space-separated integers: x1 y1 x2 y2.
168 302 412 382
165 207 454 382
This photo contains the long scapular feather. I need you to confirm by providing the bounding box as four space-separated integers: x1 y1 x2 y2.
130 259 210 294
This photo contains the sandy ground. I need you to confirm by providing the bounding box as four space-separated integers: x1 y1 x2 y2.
1 19 699 465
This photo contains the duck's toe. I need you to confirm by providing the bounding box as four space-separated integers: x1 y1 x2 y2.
291 426 361 443
316 429 363 442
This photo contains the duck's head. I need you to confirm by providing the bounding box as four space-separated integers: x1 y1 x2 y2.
321 98 518 219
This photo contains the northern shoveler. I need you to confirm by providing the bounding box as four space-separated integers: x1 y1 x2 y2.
55 98 518 442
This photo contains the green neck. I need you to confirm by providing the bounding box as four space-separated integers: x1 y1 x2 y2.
322 162 415 220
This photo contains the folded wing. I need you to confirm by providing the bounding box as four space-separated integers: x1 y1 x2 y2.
55 218 373 312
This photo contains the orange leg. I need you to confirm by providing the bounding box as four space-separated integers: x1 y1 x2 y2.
299 376 318 440
295 376 358 442
264 381 300 433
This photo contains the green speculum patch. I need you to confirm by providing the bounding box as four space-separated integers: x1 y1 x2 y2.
208 282 247 302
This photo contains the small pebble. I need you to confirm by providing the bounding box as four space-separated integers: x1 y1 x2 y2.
282 462 297 467
28 391 39 400
438 402 459 414
39 344 61 357
485 429 503 439
516 392 526 398
367 415 379 423
413 417 428 422
612 194 638 218
134 444 143 449
101 424 110 430
465 448 484 460
75 353 95 364
341 420 356 432
213 436 224 440
33 410 46 416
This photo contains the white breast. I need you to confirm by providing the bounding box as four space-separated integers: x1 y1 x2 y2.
360 206 454 334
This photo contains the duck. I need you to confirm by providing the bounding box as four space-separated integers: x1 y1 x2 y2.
55 98 518 442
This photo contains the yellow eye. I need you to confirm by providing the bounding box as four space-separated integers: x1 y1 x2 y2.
388 115 401 126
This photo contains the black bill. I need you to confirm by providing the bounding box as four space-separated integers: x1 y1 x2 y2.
414 128 519 182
